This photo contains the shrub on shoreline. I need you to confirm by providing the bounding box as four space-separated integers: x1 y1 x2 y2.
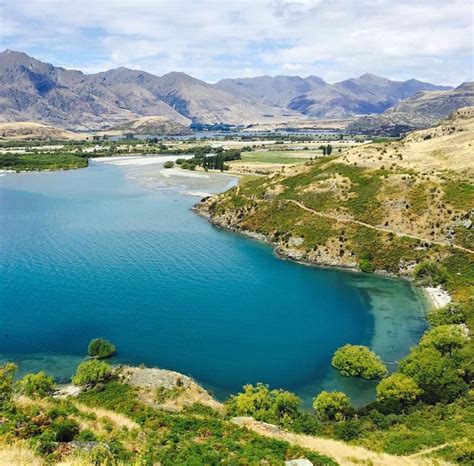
87 338 116 359
332 344 388 379
72 360 113 388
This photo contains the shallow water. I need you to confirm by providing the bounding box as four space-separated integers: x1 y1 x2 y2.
0 161 427 406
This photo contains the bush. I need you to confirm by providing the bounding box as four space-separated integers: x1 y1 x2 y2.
313 391 351 421
332 344 388 379
376 373 422 410
359 258 375 273
0 362 17 405
175 158 186 165
17 371 56 398
225 383 301 423
88 338 116 359
72 360 113 387
413 260 448 286
163 161 174 169
420 324 468 355
428 303 466 326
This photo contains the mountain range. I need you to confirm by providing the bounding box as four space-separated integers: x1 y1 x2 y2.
349 82 474 134
0 49 467 131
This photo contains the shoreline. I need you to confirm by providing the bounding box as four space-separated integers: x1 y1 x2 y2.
193 203 444 313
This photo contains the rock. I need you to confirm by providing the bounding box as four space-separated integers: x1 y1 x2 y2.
285 459 313 466
117 365 193 390
288 236 304 247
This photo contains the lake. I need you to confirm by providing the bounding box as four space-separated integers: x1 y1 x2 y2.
0 159 427 406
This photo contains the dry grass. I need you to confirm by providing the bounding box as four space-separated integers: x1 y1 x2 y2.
0 442 44 466
342 107 474 175
73 402 140 431
233 417 454 466
0 121 84 141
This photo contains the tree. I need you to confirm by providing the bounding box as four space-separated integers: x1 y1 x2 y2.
326 144 332 155
419 324 468 355
0 362 17 405
332 344 388 379
163 161 174 169
17 371 55 398
88 338 116 359
376 373 421 410
413 260 448 287
399 346 468 403
225 383 301 423
72 360 112 387
313 391 351 421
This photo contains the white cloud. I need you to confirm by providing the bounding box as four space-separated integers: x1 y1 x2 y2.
1 0 472 84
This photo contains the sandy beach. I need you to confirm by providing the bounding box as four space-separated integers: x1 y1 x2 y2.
423 286 452 309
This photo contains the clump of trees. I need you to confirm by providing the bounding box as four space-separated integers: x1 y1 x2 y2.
72 360 113 388
225 383 301 424
313 391 351 421
419 324 468 355
163 161 174 169
428 303 466 326
88 338 116 359
413 260 448 287
399 346 468 403
320 144 333 156
332 344 388 379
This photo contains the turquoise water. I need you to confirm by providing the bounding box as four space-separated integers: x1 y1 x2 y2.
0 162 427 406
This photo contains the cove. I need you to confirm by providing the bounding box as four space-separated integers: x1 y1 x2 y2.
0 160 427 406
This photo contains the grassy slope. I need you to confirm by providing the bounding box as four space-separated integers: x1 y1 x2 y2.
0 382 336 465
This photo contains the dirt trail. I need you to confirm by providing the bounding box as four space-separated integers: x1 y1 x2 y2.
233 417 453 466
286 199 473 255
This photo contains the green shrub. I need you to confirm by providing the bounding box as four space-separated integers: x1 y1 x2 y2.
175 158 186 165
376 373 422 410
225 383 301 423
72 360 113 387
359 258 375 273
17 371 55 398
163 161 174 168
313 390 351 421
0 362 17 405
88 338 116 359
332 344 388 379
420 324 468 355
51 418 80 442
414 260 448 286
428 303 467 326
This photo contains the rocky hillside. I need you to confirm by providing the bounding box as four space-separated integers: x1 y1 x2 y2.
217 73 451 117
0 121 85 140
349 82 474 134
196 108 473 300
0 50 457 130
0 50 299 130
110 115 192 135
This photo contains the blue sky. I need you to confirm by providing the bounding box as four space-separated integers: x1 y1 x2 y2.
1 0 472 85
